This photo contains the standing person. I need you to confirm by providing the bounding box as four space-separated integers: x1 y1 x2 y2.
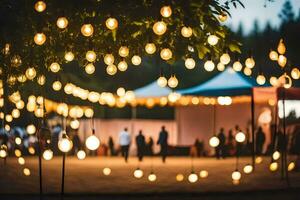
256 126 266 155
157 126 169 163
216 128 226 159
227 129 235 156
108 136 115 156
118 127 131 162
146 136 154 155
72 130 81 155
135 130 146 161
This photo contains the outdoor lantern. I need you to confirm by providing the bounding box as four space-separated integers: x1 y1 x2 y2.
37 75 46 85
86 51 97 62
134 168 144 179
131 55 142 66
148 172 157 182
243 164 253 174
153 21 167 35
52 81 62 91
181 26 193 38
277 39 286 54
77 150 86 160
168 76 178 88
35 1 46 12
25 67 37 80
288 162 295 171
207 35 219 46
104 54 115 65
245 57 255 68
232 170 241 181
220 53 231 65
23 168 31 176
185 58 196 69
176 174 184 182
157 76 168 88
233 61 243 71
65 51 75 62
209 136 220 147
57 17 68 29
58 132 73 153
204 60 215 72
278 55 287 68
199 170 209 178
26 124 36 135
269 162 278 172
145 43 156 54
117 60 128 72
272 151 280 161
188 172 198 183
85 129 100 151
119 46 129 57
106 64 117 75
34 33 46 45
291 68 300 79
43 149 53 161
160 48 172 60
269 50 278 61
217 62 225 71
235 131 246 143
105 17 118 30
256 75 266 85
160 6 172 18
50 62 60 73
103 167 112 175
81 24 94 37
85 63 95 74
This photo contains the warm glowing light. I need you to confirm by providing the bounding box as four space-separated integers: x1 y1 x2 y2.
168 76 178 88
86 51 97 62
291 68 300 79
43 149 53 160
278 55 287 68
18 157 25 165
207 35 219 46
81 24 94 37
160 48 172 60
148 172 157 182
160 6 172 17
119 46 129 57
58 134 73 153
199 170 208 178
188 172 198 183
85 63 96 74
23 168 31 176
272 151 280 161
37 75 46 85
277 39 286 54
232 170 241 181
104 54 114 65
269 162 278 172
25 67 37 80
105 17 118 30
233 61 243 71
103 167 112 175
256 75 266 85
15 137 22 145
157 76 168 87
12 109 20 118
220 53 230 65
255 156 263 164
131 55 142 66
57 17 68 29
34 33 46 45
134 168 143 179
209 136 220 147
245 57 255 68
217 62 225 71
176 174 184 182
185 58 196 69
0 148 7 158
145 43 156 54
270 76 279 87
15 149 22 157
85 135 100 150
288 162 295 171
35 1 46 12
5 114 13 122
28 147 35 155
153 21 167 35
235 131 246 143
117 60 128 72
26 124 36 135
52 81 62 91
77 150 86 160
70 119 80 129
204 60 215 71
243 164 253 174
65 51 75 62
50 62 60 73
218 13 228 22
269 50 278 61
181 26 193 38
106 64 117 75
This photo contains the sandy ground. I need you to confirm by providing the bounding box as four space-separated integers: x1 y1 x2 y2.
0 156 299 199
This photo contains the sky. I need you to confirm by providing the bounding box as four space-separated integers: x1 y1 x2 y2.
223 0 300 34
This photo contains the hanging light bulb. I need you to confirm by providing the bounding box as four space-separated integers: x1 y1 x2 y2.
218 13 228 22
160 6 172 18
35 1 46 12
57 17 68 29
243 164 253 174
255 156 263 164
270 76 279 87
199 170 209 178
105 17 118 30
279 73 292 89
37 75 46 85
288 162 295 171
86 51 97 62
185 58 196 69
204 60 215 72
277 39 286 54
70 119 80 129
272 151 280 161
232 170 241 181
49 62 60 73
43 149 53 160
131 55 142 66
220 53 231 65
269 162 278 172
153 21 167 35
25 67 37 80
160 48 172 60
77 150 86 160
81 24 94 37
145 43 156 54
85 131 100 151
235 131 246 143
245 57 255 68
104 54 114 65
269 50 278 61
209 136 220 147
5 114 13 122
148 172 157 182
181 26 193 38
117 60 128 72
176 173 184 182
207 35 219 46
58 132 73 153
12 109 20 118
243 67 252 76
133 168 143 179
52 81 62 91
232 61 243 71
119 46 129 57
26 124 36 135
291 68 300 79
23 168 31 176
0 145 7 158
256 75 266 85
278 55 287 68
16 100 25 109
188 172 198 183
157 76 167 87
103 167 112 175
106 64 117 75
217 62 225 71
65 51 75 62
85 63 96 74
168 76 178 88
17 75 26 83
34 33 46 45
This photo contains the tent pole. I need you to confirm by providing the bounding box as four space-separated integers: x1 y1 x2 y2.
251 88 255 170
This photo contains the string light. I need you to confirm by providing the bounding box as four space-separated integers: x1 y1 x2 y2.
34 33 46 45
133 168 143 179
220 53 230 65
157 76 167 87
105 17 118 30
58 132 73 153
204 60 215 71
256 75 266 85
57 17 68 29
23 168 31 176
277 39 286 54
77 150 86 160
25 67 37 80
199 170 208 178
52 81 62 91
181 26 193 38
86 51 97 62
185 58 196 69
235 131 246 143
188 172 198 183
37 75 46 85
269 162 278 172
209 136 220 147
145 43 156 54
160 6 172 18
245 57 255 68
43 149 53 160
49 62 60 73
85 134 100 151
26 124 36 135
65 51 75 62
288 162 295 171
160 48 172 60
34 1 46 12
269 50 278 61
217 63 225 71
272 151 280 161
117 60 128 71
106 64 117 75
148 172 157 182
168 76 178 88
231 170 241 181
153 21 167 35
278 55 287 68
131 55 142 66
232 61 243 71
207 35 219 46
81 24 94 37
104 54 115 65
176 174 184 182
243 164 253 174
85 63 96 74
103 167 112 175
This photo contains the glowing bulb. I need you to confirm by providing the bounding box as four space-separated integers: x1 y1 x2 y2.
28 147 35 155
58 134 73 153
188 172 198 183
176 174 184 182
269 162 278 172
34 33 46 45
117 87 126 96
245 57 255 68
255 156 263 164
85 135 100 150
272 151 280 161
105 17 118 30
220 53 230 65
65 51 74 62
233 61 243 71
35 1 46 12
117 61 128 71
243 67 252 76
85 63 95 74
278 55 287 68
185 58 196 69
0 149 7 158
106 64 117 75
204 60 215 72
119 46 129 57
104 54 114 65
70 119 80 129
232 170 241 181
288 162 295 171
81 24 94 37
145 43 156 54
269 50 278 61
243 164 253 174
103 167 111 175
26 124 36 135
131 55 142 66
235 131 246 143
5 114 13 122
37 75 46 85
218 13 228 22
153 21 167 35
209 136 219 147
181 26 193 38
160 48 172 60
86 51 97 62
57 17 68 29
25 67 37 80
168 76 178 88
77 150 86 160
134 168 143 179
43 149 53 160
160 6 172 17
291 68 300 79
15 149 22 157
12 109 20 118
15 137 22 145
199 170 208 178
52 81 62 91
217 62 225 71
207 35 219 46
49 62 60 73
148 172 157 182
157 76 167 87
256 75 266 85
277 39 286 54
23 168 31 176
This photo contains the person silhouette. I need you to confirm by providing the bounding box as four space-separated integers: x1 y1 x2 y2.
135 130 146 161
256 126 266 155
157 126 168 163
216 128 226 159
118 128 131 162
108 136 115 156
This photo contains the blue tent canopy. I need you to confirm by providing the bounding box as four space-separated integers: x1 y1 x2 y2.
177 67 262 97
134 81 172 98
